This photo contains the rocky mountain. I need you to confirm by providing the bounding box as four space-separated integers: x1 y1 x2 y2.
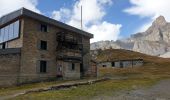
91 16 170 58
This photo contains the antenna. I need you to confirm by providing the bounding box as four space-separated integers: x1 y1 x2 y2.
81 5 83 30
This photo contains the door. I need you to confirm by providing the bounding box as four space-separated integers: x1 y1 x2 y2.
57 62 63 78
2 43 6 49
120 62 123 68
80 63 84 77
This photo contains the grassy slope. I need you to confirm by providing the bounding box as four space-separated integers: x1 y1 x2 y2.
95 49 170 78
5 49 170 100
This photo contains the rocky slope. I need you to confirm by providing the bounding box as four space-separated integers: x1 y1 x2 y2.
91 16 170 57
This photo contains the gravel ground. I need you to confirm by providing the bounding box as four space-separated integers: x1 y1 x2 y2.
93 79 170 100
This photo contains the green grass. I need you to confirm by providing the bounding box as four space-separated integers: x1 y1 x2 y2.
10 78 159 100
0 81 66 96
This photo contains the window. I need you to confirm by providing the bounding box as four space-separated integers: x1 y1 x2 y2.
80 63 83 72
2 43 6 49
40 40 47 50
9 24 14 40
41 24 48 32
112 62 115 67
71 63 75 70
4 26 9 42
40 61 47 73
13 21 19 38
0 20 20 44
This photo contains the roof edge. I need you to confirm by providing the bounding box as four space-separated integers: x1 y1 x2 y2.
0 8 93 38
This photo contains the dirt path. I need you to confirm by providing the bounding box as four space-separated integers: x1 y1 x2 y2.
93 79 170 100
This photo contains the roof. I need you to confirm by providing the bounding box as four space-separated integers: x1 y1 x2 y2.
0 8 93 38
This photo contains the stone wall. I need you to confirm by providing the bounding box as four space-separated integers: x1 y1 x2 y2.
98 60 143 68
19 17 90 83
19 17 58 84
0 16 92 86
82 37 91 76
0 54 20 87
98 62 112 67
63 62 80 80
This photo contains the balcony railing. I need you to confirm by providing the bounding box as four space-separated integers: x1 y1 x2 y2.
0 48 21 55
56 55 82 62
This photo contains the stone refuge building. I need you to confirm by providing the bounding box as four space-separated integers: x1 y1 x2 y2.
98 59 143 68
0 8 95 86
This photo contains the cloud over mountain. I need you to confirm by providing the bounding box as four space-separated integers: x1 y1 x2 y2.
124 0 170 32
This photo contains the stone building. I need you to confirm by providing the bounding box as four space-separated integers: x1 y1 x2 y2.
98 59 143 68
0 8 94 86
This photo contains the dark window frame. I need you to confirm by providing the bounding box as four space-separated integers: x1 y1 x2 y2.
111 62 115 67
102 65 107 67
40 60 47 73
40 24 48 32
2 43 6 49
40 40 47 50
71 63 75 70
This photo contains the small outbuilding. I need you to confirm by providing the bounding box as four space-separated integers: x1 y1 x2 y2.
98 59 143 68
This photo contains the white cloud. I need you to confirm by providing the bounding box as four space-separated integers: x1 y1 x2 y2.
124 0 170 32
52 8 71 22
52 0 122 43
88 22 122 43
0 0 40 17
69 0 111 26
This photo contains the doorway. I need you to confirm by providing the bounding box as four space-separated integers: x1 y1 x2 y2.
80 63 84 77
2 43 6 49
120 62 123 68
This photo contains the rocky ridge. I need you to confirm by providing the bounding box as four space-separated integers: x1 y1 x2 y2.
91 16 170 57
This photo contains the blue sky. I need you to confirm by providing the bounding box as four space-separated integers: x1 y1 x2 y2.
0 0 170 43
38 0 146 39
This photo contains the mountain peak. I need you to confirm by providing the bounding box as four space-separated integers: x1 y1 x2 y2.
153 16 167 26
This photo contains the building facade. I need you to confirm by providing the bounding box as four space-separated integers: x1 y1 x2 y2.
0 8 94 86
98 59 143 68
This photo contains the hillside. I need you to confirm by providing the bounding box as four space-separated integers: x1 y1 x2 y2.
91 16 170 58
91 49 170 63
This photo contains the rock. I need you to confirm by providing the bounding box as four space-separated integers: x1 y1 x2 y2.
91 16 170 57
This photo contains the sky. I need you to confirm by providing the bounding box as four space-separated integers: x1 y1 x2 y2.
0 0 170 43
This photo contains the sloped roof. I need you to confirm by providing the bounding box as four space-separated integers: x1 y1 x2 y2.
0 8 93 38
